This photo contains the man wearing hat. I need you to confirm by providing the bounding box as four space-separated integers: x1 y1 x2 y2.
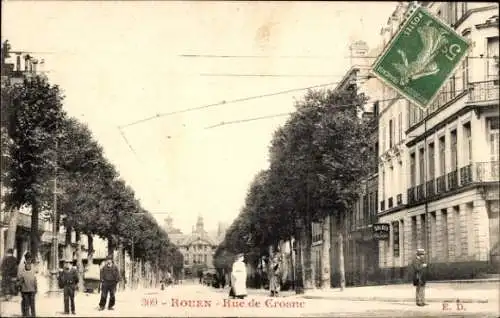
412 248 427 306
58 259 79 315
230 253 247 299
98 255 120 311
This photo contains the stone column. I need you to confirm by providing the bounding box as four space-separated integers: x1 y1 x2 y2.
403 217 412 266
435 211 443 262
447 207 456 261
459 203 470 258
416 215 423 250
473 200 491 261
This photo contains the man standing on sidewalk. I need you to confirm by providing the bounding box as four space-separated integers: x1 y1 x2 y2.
412 248 427 306
59 260 79 315
1 248 18 301
98 255 120 311
18 261 37 317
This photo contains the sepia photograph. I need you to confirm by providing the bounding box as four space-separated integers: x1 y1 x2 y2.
0 1 499 317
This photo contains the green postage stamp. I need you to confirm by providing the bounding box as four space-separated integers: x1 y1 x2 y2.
371 5 471 109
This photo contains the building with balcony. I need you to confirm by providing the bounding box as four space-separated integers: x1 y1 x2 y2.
377 2 499 280
164 215 220 277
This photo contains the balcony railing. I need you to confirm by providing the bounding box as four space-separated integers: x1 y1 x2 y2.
476 161 500 182
468 80 500 103
460 164 472 185
426 180 435 197
436 175 446 194
416 184 425 201
407 187 416 205
407 162 499 207
388 197 393 209
396 194 402 205
448 170 459 190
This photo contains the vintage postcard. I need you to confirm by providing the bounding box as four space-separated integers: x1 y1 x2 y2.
1 1 499 317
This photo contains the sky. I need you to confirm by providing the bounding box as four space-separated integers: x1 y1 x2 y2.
2 1 397 234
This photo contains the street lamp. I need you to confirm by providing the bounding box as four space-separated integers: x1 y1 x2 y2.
48 138 59 297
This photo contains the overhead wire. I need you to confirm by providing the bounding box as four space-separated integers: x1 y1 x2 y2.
118 76 374 129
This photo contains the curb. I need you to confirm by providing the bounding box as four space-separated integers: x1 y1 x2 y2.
296 295 489 303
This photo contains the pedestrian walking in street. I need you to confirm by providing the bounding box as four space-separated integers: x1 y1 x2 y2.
230 253 247 299
98 255 120 311
58 260 79 315
1 248 19 301
412 248 427 306
18 261 37 317
268 253 282 297
17 252 32 277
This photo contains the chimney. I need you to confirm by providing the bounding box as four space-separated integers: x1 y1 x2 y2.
349 40 369 69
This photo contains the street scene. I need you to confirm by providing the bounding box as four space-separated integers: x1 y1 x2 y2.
1 1 499 317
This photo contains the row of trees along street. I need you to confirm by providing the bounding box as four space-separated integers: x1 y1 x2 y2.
214 81 377 292
1 47 183 288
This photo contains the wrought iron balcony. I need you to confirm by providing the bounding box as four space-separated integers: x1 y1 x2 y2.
407 187 416 205
436 175 446 194
448 170 459 190
426 179 435 197
475 161 499 183
468 80 500 103
460 164 473 185
396 193 402 205
416 184 425 201
388 197 393 209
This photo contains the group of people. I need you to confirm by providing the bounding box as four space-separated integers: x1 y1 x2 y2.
226 252 283 299
1 250 121 317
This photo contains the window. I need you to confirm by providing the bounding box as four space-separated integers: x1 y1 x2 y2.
411 216 417 253
439 136 446 175
410 152 416 186
463 123 472 165
428 143 435 179
312 222 322 242
419 148 425 184
451 130 458 171
487 37 499 80
398 112 403 142
204 254 207 264
454 206 461 257
382 125 386 151
389 119 394 148
392 221 400 258
363 195 369 222
489 117 499 162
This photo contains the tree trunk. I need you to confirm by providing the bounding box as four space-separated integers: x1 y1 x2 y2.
118 240 125 290
30 201 40 266
338 232 346 291
87 234 94 267
303 215 314 289
64 225 73 261
289 237 295 290
107 236 115 257
75 230 84 292
320 216 331 289
6 208 19 252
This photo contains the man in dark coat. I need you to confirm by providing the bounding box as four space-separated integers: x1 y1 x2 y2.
1 248 18 300
98 255 120 311
412 248 427 306
59 260 79 315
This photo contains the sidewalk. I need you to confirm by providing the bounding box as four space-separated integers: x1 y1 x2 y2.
237 281 499 304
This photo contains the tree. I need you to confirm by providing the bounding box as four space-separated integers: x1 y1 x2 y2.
2 76 66 262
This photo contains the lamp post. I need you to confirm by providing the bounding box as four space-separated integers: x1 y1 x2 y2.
48 139 59 297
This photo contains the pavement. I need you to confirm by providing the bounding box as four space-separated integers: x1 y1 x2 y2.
0 282 498 317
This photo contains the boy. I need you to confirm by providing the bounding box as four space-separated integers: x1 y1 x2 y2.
18 261 37 317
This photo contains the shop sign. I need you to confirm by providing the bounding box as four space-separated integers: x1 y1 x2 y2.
372 223 390 240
